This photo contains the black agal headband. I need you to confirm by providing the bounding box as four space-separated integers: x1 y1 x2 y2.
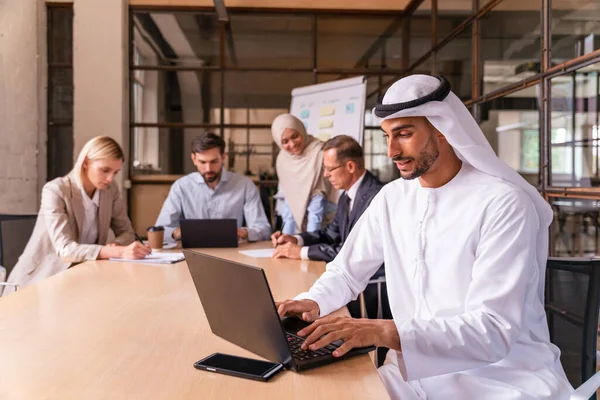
374 75 451 118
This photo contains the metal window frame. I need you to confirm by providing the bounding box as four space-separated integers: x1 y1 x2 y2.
128 0 600 196
47 4 74 181
128 6 411 175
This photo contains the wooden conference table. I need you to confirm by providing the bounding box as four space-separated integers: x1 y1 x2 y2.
0 242 388 399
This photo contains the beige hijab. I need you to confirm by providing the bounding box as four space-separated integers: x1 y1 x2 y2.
272 114 336 231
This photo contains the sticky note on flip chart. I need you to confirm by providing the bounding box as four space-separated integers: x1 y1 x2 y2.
316 132 331 142
320 105 335 116
318 119 334 129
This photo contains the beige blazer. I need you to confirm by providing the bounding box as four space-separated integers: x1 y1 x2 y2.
3 176 135 295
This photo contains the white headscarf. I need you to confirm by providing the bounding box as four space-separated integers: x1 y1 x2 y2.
272 113 335 231
373 74 552 301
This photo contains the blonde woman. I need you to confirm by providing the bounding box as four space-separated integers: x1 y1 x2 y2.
3 136 150 295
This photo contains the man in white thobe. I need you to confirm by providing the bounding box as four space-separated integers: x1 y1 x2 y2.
276 75 573 399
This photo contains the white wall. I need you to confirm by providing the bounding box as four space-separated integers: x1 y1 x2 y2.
0 0 130 213
0 0 46 214
73 0 129 190
496 111 522 171
138 69 160 168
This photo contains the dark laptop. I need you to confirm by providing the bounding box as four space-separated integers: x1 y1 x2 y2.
180 219 238 248
183 250 375 371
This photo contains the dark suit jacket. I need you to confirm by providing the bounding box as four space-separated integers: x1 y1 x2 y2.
299 170 384 263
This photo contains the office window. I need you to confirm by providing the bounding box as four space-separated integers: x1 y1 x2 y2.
550 196 600 257
316 16 401 70
551 1 600 64
410 2 432 67
47 5 74 181
521 129 540 173
228 14 313 69
130 9 402 181
132 12 219 67
435 29 473 100
480 0 542 95
363 126 399 183
477 84 541 187
131 70 221 125
438 0 473 17
550 64 600 188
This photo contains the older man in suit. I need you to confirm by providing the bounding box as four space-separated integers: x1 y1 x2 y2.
271 135 389 319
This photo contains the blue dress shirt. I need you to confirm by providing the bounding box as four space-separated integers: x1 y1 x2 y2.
155 169 271 242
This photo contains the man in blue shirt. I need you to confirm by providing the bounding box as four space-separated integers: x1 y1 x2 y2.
155 132 271 242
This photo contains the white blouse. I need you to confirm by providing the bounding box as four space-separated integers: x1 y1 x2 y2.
79 188 100 245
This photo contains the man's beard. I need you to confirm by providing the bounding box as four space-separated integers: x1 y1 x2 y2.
201 169 222 183
392 132 439 180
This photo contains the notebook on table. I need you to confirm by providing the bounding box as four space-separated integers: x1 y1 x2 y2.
109 252 185 264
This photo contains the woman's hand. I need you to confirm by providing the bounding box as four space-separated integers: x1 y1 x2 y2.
120 242 152 259
99 242 151 260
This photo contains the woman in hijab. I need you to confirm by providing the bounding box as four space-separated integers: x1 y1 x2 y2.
271 113 336 234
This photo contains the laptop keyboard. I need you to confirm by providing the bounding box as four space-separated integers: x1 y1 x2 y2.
286 332 338 361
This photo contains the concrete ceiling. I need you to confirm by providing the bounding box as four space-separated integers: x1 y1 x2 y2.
130 0 596 12
131 2 600 108
130 0 410 11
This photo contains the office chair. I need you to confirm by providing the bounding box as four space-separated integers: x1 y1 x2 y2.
357 266 391 368
0 214 37 294
546 257 600 400
0 281 19 295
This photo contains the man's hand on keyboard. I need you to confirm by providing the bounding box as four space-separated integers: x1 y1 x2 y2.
276 299 320 322
297 316 401 357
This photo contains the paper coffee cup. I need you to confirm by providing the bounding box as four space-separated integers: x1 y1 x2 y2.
147 226 165 250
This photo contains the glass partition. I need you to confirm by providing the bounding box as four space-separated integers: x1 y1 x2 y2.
550 64 600 187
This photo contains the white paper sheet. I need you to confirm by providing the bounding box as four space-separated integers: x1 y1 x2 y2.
238 249 275 258
109 252 185 264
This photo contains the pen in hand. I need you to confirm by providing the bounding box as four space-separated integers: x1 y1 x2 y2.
134 233 145 245
276 221 286 247
133 233 153 258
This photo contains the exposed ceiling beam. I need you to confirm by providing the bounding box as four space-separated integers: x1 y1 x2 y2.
352 18 403 69
214 0 238 67
152 13 203 65
224 25 238 67
351 0 423 69
402 0 426 16
134 13 178 62
193 14 218 65
214 0 229 22
131 0 410 13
